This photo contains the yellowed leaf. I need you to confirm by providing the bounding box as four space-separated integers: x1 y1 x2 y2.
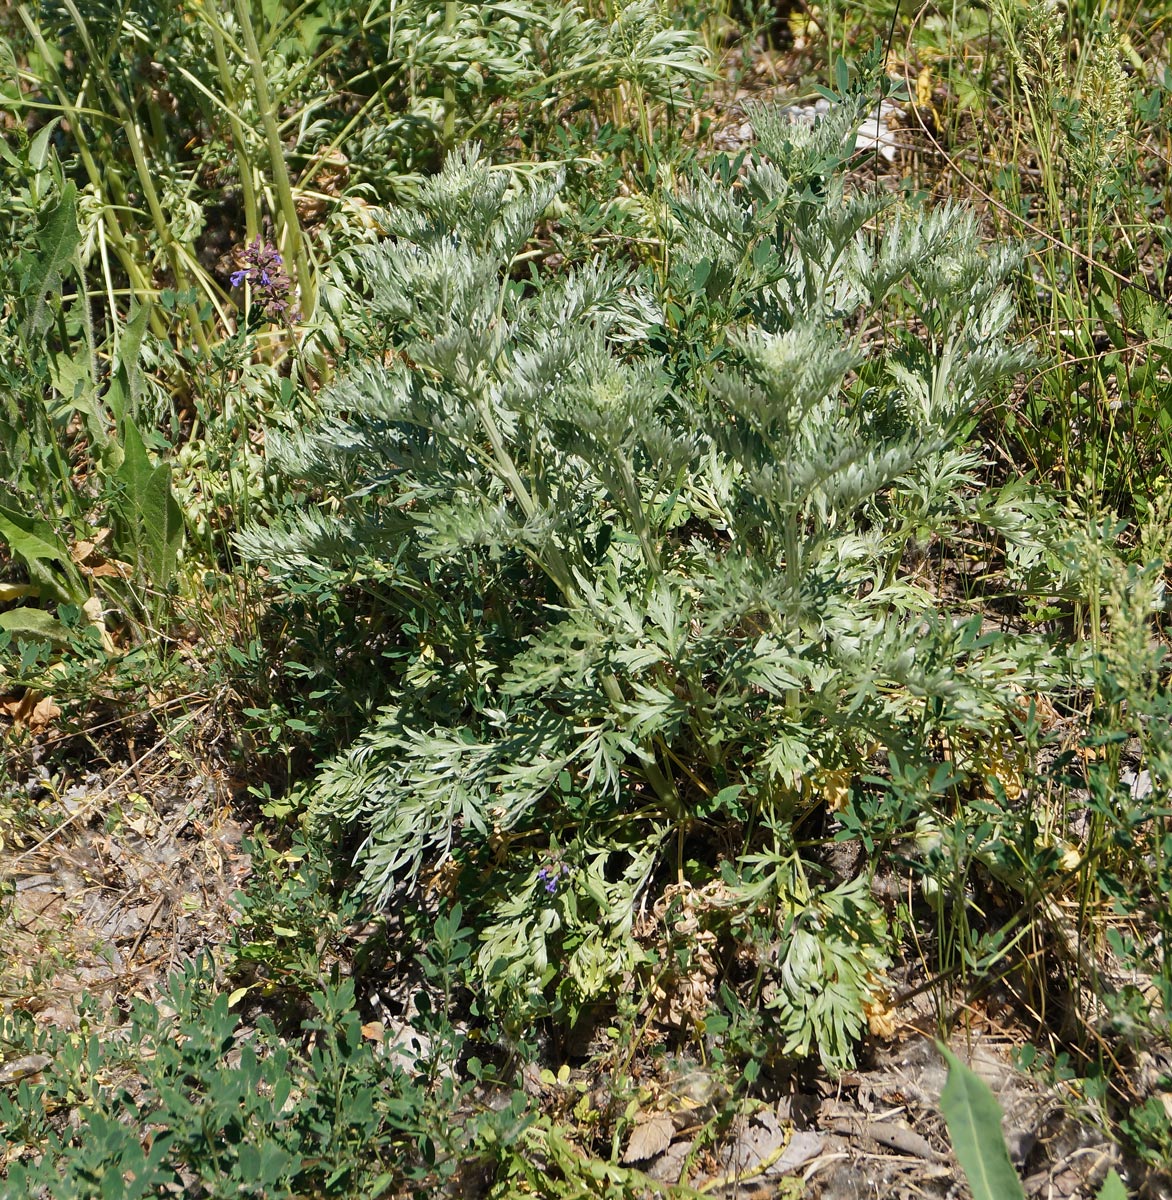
0 584 39 603
817 767 852 813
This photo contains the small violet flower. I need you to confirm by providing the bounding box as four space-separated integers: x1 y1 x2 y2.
229 237 296 321
536 861 572 896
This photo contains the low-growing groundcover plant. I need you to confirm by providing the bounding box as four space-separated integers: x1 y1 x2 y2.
239 90 1066 1073
0 955 484 1198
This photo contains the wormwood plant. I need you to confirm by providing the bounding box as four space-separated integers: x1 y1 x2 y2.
241 102 1056 1068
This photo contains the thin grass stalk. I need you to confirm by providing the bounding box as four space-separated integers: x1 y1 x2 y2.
16 6 167 340
119 112 214 357
56 0 211 354
203 9 261 245
443 0 458 148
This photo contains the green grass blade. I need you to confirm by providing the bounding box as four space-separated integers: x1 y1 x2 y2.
938 1043 1026 1200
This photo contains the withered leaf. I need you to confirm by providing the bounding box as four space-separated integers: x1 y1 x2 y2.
622 1113 675 1163
0 691 61 734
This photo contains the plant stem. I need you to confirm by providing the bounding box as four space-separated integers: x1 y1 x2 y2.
204 6 261 245
443 1 458 148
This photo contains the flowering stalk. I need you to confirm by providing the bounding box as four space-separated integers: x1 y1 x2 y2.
230 238 296 322
233 0 313 319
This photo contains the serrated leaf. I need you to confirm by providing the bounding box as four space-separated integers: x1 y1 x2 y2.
112 419 184 586
110 300 151 429
22 182 80 341
938 1043 1026 1200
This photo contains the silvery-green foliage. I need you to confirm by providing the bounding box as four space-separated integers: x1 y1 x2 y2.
352 0 708 174
242 110 1053 1069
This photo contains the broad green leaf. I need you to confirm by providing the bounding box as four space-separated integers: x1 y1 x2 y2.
0 606 71 644
938 1043 1026 1200
0 504 86 605
21 182 80 341
1096 1169 1128 1200
0 504 70 567
28 118 61 173
112 419 184 587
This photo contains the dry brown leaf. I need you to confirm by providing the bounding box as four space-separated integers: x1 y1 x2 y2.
85 560 133 580
71 530 114 564
646 1138 692 1184
1015 691 1060 730
0 691 60 734
28 695 60 733
718 1109 792 1176
71 534 131 581
623 1113 675 1164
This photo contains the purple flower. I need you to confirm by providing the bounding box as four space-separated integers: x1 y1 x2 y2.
536 861 572 896
229 237 297 321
